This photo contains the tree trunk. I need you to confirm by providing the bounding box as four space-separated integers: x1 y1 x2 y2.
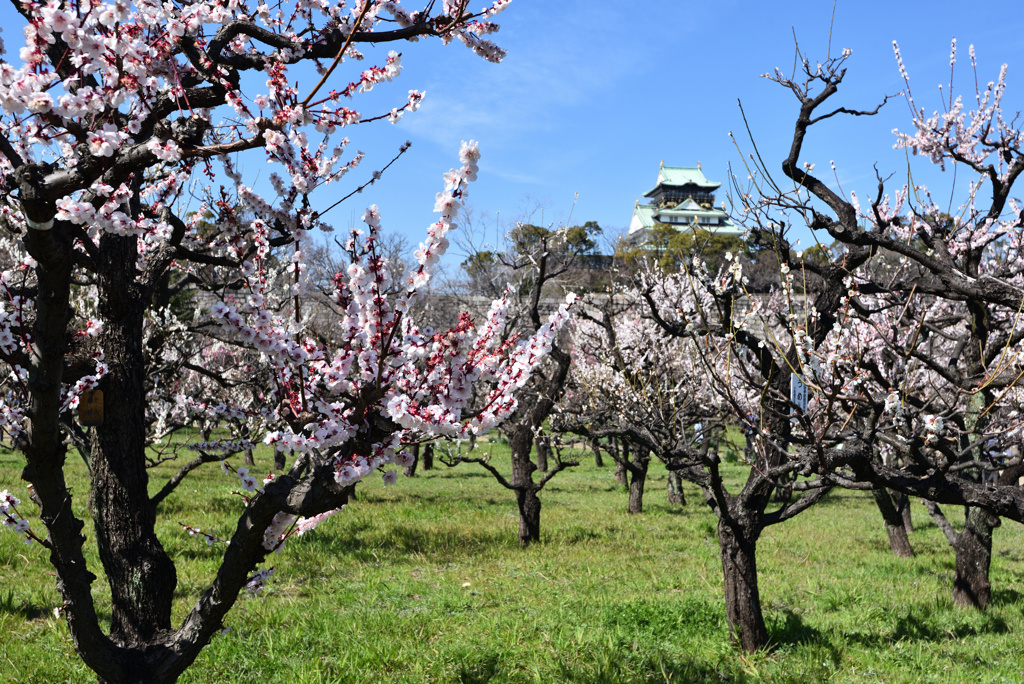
628 466 647 514
534 434 549 473
613 460 628 487
421 442 434 471
403 443 420 478
509 425 539 547
273 447 286 471
717 519 768 653
871 487 914 558
243 447 254 467
952 507 998 609
667 470 686 506
90 233 176 647
515 486 541 546
926 501 1000 610
895 491 913 533
627 444 649 514
590 438 604 468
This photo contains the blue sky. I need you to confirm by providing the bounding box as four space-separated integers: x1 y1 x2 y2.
343 0 1024 261
4 1 1024 264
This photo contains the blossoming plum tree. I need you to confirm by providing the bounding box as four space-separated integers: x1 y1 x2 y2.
567 42 1024 647
739 41 1024 610
0 1 578 682
564 256 844 653
702 41 1024 617
445 219 588 546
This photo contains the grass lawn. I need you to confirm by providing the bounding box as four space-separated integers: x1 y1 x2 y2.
1 440 1023 683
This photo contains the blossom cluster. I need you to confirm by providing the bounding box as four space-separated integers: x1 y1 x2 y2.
60 358 110 413
204 144 572 495
1 489 33 544
245 568 275 594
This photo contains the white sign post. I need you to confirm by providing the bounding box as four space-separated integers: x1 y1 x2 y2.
790 373 808 413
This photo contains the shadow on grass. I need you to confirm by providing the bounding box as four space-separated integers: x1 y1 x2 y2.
892 610 1010 641
996 548 1024 563
362 491 506 509
762 604 1011 664
310 522 515 561
991 587 1023 606
457 648 744 684
424 471 495 479
653 503 694 517
767 608 837 657
0 590 48 620
558 649 744 684
158 494 242 517
457 653 501 684
555 526 602 544
841 605 1011 649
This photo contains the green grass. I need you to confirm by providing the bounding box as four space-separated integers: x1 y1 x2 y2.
1 442 1023 683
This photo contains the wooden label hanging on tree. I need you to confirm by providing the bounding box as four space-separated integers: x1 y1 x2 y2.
79 390 104 426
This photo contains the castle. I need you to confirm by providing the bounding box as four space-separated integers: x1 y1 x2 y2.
624 162 741 248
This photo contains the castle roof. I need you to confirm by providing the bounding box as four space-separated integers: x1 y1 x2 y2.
642 166 721 197
627 164 741 245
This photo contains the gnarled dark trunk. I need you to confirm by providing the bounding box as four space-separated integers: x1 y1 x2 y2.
718 518 768 653
895 491 913 532
627 466 647 514
90 233 176 647
421 441 434 471
509 426 539 546
273 447 286 471
952 507 998 609
590 438 604 467
515 487 541 546
627 444 649 514
872 487 914 558
926 501 999 610
613 460 627 487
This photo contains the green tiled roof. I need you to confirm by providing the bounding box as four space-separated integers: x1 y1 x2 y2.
631 203 658 229
643 166 720 197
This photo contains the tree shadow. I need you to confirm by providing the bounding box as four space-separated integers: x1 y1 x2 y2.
0 590 49 621
556 526 602 544
555 648 745 684
309 522 515 561
458 652 502 684
991 587 1023 607
656 504 694 517
890 610 1009 641
429 471 494 479
767 608 838 657
841 606 1010 649
457 649 745 684
363 491 506 510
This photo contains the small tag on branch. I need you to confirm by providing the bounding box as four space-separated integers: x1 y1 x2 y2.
790 373 808 413
79 390 104 426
